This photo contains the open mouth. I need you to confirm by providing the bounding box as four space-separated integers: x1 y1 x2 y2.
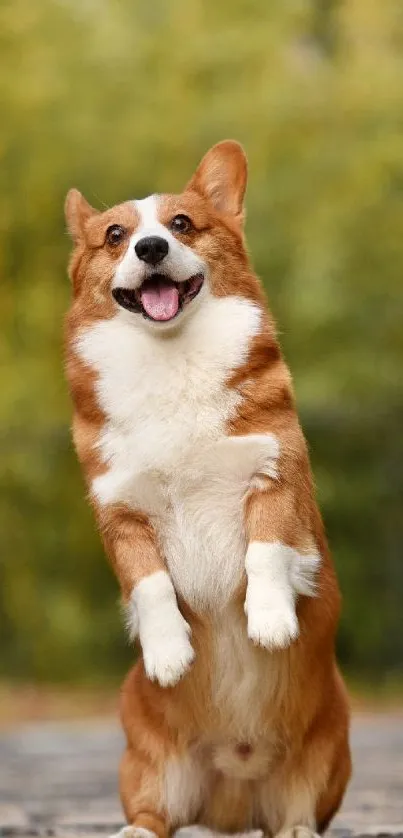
112 273 204 322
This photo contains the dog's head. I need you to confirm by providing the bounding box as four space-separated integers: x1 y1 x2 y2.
65 141 263 331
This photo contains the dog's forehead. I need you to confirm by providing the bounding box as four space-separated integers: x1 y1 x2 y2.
102 195 174 233
132 193 198 231
133 195 162 230
102 191 205 236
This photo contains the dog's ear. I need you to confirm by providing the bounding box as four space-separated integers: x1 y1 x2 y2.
65 189 98 243
186 140 247 221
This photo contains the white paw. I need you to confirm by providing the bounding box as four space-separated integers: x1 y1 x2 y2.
143 615 195 687
278 828 319 838
175 828 264 838
133 571 195 688
174 829 214 838
110 828 158 838
247 604 299 650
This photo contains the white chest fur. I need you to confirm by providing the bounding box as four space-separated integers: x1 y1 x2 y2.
77 294 277 611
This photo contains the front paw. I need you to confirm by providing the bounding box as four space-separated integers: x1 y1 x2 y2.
246 604 299 650
142 616 195 687
133 571 195 687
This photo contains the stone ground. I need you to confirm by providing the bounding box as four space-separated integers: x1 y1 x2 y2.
0 714 402 838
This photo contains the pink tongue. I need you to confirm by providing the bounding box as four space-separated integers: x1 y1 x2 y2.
141 282 179 321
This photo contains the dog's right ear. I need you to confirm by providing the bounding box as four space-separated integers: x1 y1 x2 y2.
65 189 97 244
186 141 247 221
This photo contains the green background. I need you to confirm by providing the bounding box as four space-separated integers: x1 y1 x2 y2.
1 0 402 686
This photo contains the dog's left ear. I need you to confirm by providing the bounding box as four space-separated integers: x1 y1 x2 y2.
186 140 247 221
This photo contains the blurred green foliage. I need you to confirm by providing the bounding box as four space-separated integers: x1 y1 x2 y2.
1 0 402 685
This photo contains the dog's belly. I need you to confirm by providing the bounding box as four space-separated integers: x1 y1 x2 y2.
96 432 279 612
157 459 247 611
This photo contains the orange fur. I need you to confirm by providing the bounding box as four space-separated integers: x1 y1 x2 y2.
65 141 351 837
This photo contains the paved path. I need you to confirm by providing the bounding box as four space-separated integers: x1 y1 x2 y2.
0 714 402 837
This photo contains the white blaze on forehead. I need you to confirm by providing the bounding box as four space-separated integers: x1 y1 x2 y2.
113 194 205 292
134 194 164 238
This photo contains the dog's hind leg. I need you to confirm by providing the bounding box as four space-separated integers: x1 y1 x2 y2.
116 663 208 838
117 738 210 838
257 695 351 838
115 743 169 838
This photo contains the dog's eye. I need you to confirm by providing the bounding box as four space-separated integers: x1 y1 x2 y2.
106 224 127 246
170 214 193 234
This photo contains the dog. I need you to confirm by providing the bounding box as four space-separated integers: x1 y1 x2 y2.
65 141 351 838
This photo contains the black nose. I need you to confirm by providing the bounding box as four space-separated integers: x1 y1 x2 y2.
135 235 169 265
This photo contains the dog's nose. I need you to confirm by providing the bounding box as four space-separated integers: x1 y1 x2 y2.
135 236 169 265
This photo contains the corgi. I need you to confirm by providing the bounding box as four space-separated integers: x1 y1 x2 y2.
65 141 351 838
